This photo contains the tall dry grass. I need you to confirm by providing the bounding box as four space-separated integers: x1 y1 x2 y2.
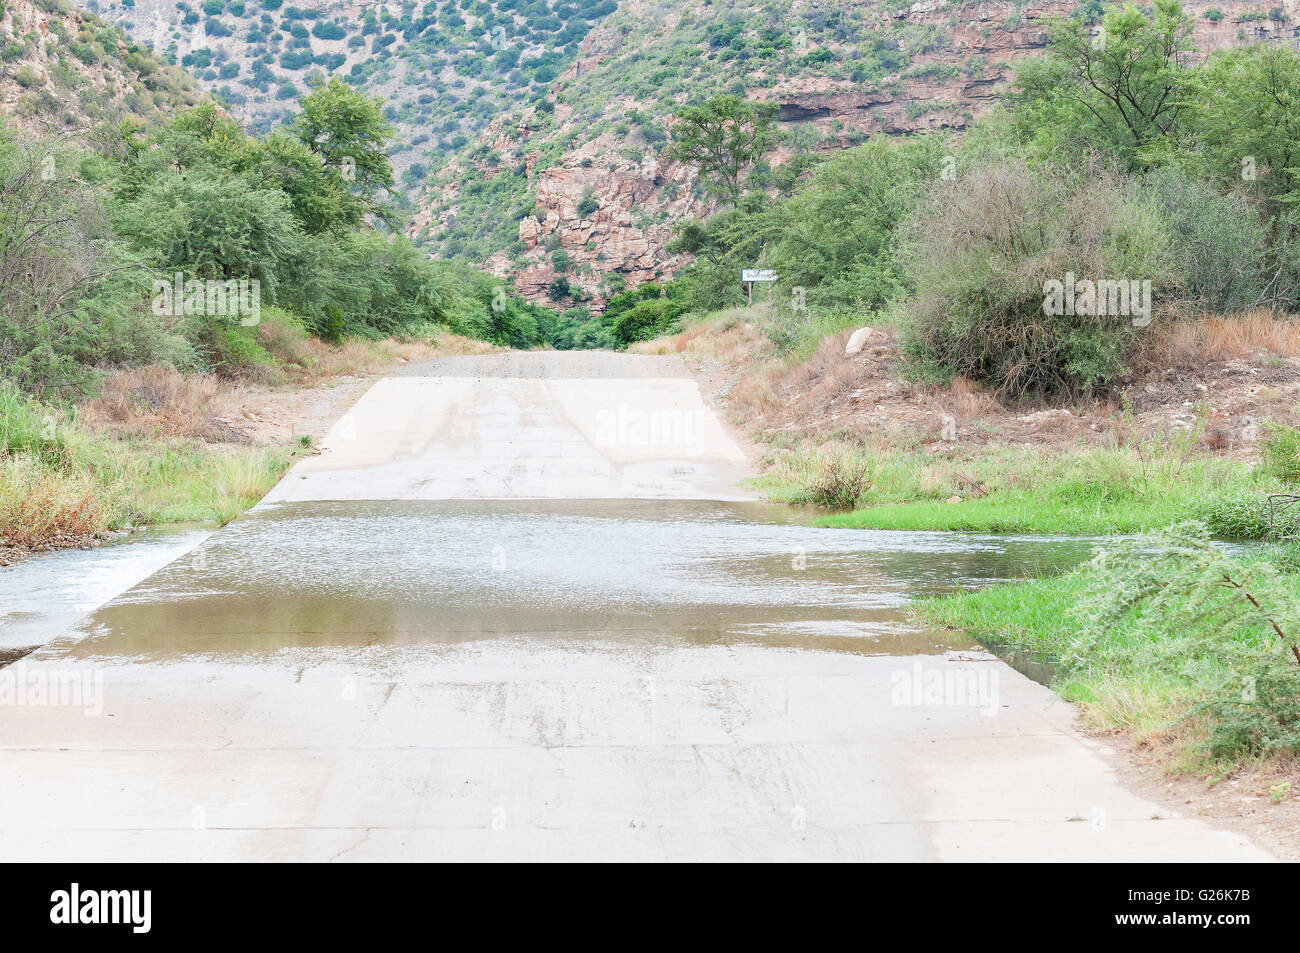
85 365 223 439
630 309 775 364
1139 311 1300 367
0 454 109 548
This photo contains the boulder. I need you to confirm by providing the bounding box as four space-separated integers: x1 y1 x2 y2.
844 326 877 357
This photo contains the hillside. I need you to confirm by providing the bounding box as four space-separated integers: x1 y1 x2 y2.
62 0 1300 306
412 0 1296 305
93 0 621 196
0 0 204 130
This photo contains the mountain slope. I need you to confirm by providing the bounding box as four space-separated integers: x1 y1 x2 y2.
413 0 1297 305
0 0 204 131
94 0 622 197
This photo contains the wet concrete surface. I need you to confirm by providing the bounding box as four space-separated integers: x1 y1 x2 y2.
0 357 1278 861
60 501 1089 659
0 526 211 651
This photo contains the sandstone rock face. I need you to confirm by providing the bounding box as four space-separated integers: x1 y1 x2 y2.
472 128 715 308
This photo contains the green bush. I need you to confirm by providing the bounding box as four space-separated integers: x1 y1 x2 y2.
1143 165 1268 312
1071 523 1300 760
1261 423 1300 485
201 324 281 382
1197 489 1273 540
896 158 1170 399
0 380 68 466
611 297 682 345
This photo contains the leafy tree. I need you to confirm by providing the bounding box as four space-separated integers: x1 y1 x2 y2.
762 135 946 315
1190 44 1300 206
242 130 367 234
1011 0 1195 166
666 95 777 204
295 77 396 224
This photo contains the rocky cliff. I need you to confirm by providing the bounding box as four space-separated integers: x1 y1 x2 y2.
415 0 1300 308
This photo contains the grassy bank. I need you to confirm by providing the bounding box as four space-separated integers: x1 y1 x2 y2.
756 441 1286 538
914 524 1300 776
0 382 305 557
1 322 497 559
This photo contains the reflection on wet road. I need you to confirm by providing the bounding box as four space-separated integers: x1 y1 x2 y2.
61 501 1095 660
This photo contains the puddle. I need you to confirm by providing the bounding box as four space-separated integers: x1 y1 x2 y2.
37 501 1097 661
972 631 1066 687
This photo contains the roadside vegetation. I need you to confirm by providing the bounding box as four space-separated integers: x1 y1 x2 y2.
0 377 300 559
638 1 1300 777
917 524 1300 773
0 77 531 556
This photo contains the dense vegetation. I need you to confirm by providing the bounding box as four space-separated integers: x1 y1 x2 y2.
919 523 1300 768
665 1 1300 399
0 77 601 399
94 0 624 218
418 0 984 262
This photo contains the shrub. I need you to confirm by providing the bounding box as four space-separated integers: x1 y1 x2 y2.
789 447 875 508
312 20 345 40
14 65 40 88
201 325 281 383
1074 522 1300 760
1261 423 1300 485
896 158 1171 399
1143 165 1268 312
1197 488 1274 539
611 297 682 345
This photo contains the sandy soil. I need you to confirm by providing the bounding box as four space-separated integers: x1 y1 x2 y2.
1101 738 1299 862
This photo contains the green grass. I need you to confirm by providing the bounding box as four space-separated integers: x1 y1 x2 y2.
818 493 1198 535
757 441 1281 537
2 383 301 548
914 529 1300 772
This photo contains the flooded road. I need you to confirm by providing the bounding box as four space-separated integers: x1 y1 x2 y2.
66 500 1091 659
0 526 211 651
0 354 1274 861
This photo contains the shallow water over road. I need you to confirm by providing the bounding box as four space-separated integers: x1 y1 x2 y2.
2 355 1273 861
57 501 1097 661
0 526 211 651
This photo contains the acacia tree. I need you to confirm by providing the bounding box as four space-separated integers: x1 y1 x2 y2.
1011 0 1195 166
295 77 396 226
666 95 777 205
1192 44 1300 206
0 128 124 395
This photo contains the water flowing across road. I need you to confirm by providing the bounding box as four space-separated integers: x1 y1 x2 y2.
0 353 1273 861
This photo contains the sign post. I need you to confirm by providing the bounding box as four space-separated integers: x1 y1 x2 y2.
741 269 777 307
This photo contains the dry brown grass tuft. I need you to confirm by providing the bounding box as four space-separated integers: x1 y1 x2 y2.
938 376 1002 418
0 454 109 548
630 309 775 365
85 365 227 440
1140 311 1300 367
